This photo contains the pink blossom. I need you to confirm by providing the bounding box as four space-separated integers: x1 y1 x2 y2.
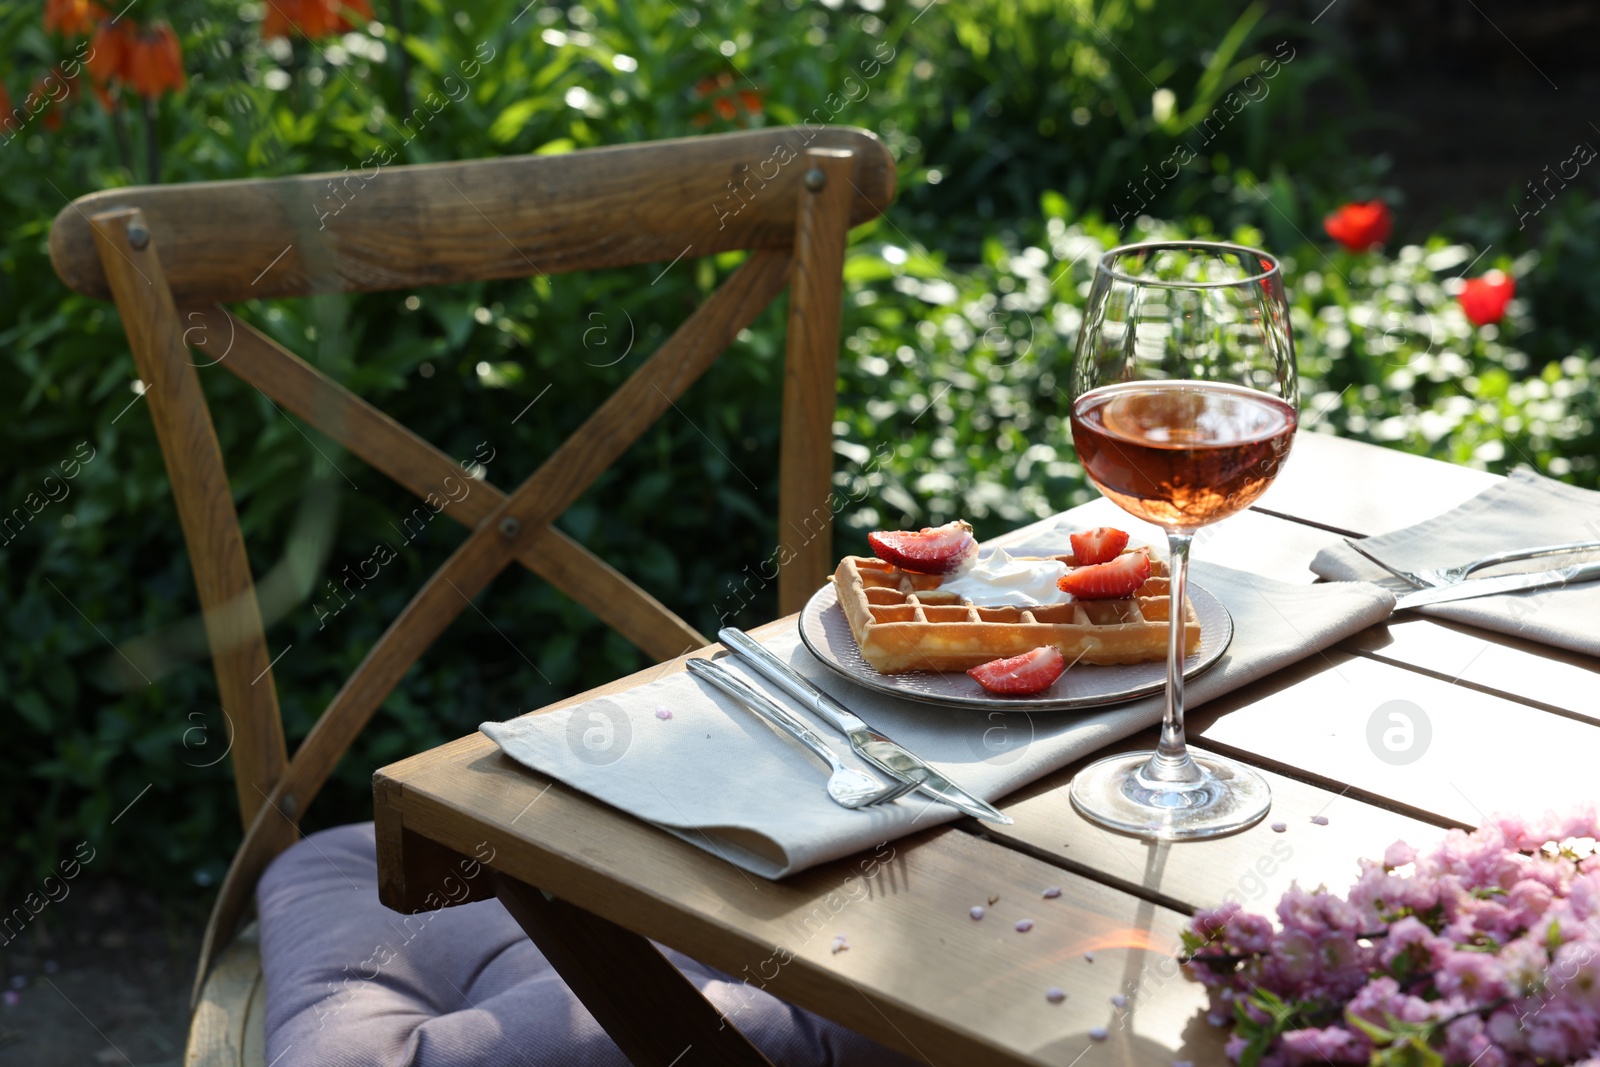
1380 916 1443 971
1436 948 1505 1000
1553 939 1600 1006
1486 1007 1531 1053
1568 870 1600 920
1279 1025 1368 1065
1553 806 1599 841
1484 813 1528 846
1382 840 1415 869
1192 901 1242 943
1507 878 1556 929
1438 1009 1485 1062
1263 929 1320 997
1230 912 1274 955
1182 805 1600 1065
1274 883 1363 940
1345 975 1404 1028
1180 955 1232 991
1344 976 1437 1030
1345 866 1397 925
1497 937 1551 998
1526 1002 1600 1062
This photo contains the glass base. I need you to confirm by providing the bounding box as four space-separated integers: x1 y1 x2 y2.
1069 748 1271 840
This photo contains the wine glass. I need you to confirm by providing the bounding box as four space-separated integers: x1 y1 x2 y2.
1067 241 1297 840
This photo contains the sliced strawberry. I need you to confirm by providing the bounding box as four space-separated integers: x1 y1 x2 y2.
967 646 1067 696
1056 549 1151 600
867 519 977 574
1068 527 1130 566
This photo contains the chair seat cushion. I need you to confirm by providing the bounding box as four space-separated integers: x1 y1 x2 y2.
257 823 917 1066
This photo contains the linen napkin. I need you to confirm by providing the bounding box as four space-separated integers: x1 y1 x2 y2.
482 562 1394 879
1310 467 1600 657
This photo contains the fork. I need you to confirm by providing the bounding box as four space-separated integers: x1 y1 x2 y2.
686 659 919 810
1344 538 1600 588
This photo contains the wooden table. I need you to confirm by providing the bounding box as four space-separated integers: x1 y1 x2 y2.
373 432 1600 1066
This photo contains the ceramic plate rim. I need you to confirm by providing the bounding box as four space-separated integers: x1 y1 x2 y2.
797 580 1234 712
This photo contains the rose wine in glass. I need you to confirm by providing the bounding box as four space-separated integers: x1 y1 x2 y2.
1067 242 1297 839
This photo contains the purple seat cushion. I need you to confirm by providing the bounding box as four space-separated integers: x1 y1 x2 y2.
257 823 917 1066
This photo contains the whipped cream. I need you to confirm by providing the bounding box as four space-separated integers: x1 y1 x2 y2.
937 549 1073 607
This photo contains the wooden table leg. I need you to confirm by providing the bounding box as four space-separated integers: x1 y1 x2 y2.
491 872 775 1067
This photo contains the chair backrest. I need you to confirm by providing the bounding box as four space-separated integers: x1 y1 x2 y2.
48 125 895 994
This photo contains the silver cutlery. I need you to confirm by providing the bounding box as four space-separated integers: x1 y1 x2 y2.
1345 537 1600 588
685 659 919 810
717 628 1014 825
1392 560 1600 610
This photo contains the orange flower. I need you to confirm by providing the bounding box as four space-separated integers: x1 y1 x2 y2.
1323 200 1393 252
694 73 734 98
262 0 300 40
263 0 372 40
691 72 763 128
1459 271 1515 328
335 0 374 32
127 23 185 98
44 0 106 36
86 17 134 87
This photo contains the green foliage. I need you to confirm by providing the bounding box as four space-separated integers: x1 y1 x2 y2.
1286 241 1598 485
0 0 1592 905
896 0 1356 253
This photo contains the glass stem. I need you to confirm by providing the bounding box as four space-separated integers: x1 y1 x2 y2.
1146 531 1201 784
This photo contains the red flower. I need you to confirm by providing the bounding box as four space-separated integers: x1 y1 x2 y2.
691 72 763 128
694 73 733 97
44 0 106 36
1459 271 1515 327
1323 200 1392 252
262 0 373 40
127 23 185 98
86 17 134 89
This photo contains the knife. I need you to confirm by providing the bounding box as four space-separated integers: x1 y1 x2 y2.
717 627 1013 825
1394 561 1600 610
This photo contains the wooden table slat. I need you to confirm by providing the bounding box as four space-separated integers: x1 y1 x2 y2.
1341 616 1600 724
1253 430 1499 537
1191 650 1600 830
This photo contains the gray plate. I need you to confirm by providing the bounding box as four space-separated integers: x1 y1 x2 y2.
798 580 1234 711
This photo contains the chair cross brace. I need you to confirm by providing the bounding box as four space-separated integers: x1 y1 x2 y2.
184 304 710 663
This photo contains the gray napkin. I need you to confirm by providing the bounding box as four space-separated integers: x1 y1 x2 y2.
482 563 1394 879
1310 467 1600 657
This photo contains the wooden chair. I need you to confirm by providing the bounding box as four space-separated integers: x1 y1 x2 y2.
48 126 895 1065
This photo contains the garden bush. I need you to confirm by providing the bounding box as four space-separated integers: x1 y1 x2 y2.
0 0 1591 902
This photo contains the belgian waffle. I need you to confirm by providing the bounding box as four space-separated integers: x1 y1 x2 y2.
833 552 1201 675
